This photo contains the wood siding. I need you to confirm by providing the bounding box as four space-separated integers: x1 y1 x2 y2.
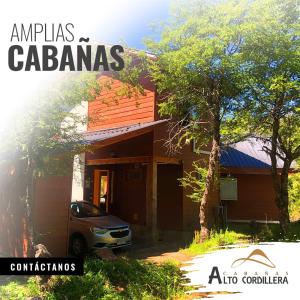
34 176 72 256
153 123 205 230
85 164 147 226
0 169 72 257
86 132 153 160
224 174 279 221
0 169 27 257
157 165 183 230
88 75 155 131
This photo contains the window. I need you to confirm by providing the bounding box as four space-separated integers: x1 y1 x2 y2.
70 202 107 218
220 177 238 201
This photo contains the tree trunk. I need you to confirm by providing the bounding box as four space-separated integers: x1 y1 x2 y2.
278 159 291 235
269 113 290 236
25 152 35 257
199 111 221 242
269 117 281 229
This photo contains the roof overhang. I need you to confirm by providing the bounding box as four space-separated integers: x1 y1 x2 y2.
83 119 168 149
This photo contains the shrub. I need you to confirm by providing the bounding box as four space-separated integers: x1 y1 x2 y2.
182 229 246 256
0 258 188 300
257 224 274 241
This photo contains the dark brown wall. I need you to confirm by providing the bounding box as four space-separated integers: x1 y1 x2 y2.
84 164 147 226
0 172 72 257
224 174 279 221
86 132 153 160
34 176 72 256
153 123 206 230
157 164 183 230
0 169 27 257
111 164 147 225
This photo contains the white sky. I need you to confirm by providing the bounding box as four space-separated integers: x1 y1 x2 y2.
0 0 168 130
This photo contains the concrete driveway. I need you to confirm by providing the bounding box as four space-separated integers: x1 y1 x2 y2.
181 242 300 299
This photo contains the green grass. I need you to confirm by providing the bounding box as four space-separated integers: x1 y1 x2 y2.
228 221 300 242
181 221 300 257
0 258 189 300
181 229 248 256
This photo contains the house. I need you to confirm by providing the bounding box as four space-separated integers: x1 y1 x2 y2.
220 138 281 223
0 72 282 258
70 73 281 240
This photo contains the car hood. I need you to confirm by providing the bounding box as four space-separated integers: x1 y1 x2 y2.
80 215 129 229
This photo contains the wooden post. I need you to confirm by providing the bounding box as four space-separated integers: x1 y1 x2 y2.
146 159 158 241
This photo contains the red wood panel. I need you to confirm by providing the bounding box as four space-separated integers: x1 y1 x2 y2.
88 75 155 130
34 176 72 257
225 174 279 221
89 100 154 117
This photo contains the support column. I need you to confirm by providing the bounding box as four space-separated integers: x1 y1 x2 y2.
146 159 158 240
71 153 85 201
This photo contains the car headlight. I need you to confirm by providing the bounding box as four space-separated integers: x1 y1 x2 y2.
91 227 108 235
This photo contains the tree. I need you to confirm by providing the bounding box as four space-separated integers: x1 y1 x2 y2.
0 72 100 256
239 0 300 234
144 0 248 240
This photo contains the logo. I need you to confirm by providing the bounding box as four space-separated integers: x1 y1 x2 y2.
208 248 288 285
231 249 276 268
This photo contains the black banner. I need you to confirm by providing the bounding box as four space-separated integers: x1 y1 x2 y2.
0 258 84 275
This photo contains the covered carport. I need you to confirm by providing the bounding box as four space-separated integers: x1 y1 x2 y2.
75 119 183 239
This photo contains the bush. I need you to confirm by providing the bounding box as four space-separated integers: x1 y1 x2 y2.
257 224 274 241
228 221 300 242
182 229 246 256
0 258 188 300
289 172 300 221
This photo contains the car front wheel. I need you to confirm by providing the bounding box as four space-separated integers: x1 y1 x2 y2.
70 235 86 257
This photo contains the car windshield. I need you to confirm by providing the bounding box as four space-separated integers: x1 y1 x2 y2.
71 202 106 218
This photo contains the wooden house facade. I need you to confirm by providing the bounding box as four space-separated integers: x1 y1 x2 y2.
1 72 282 257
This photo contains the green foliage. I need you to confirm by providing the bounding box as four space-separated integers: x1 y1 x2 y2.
182 229 246 256
257 224 275 241
0 259 188 300
228 221 300 242
0 282 29 300
0 72 100 177
0 72 101 255
289 168 300 221
145 0 250 147
180 162 208 202
255 222 300 242
234 0 300 161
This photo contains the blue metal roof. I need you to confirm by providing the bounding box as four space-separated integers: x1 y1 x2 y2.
221 138 281 169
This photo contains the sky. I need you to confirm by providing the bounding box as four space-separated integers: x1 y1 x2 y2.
0 0 171 130
92 0 171 49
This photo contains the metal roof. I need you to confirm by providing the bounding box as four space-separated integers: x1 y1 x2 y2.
84 124 292 170
83 119 168 143
221 137 286 169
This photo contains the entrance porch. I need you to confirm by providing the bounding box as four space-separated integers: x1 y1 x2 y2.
72 121 184 240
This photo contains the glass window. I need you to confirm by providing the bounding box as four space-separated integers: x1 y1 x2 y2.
71 202 106 218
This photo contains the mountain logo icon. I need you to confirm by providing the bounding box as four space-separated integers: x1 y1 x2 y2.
231 249 276 268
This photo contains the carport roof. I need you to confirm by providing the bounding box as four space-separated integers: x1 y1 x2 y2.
83 119 168 144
